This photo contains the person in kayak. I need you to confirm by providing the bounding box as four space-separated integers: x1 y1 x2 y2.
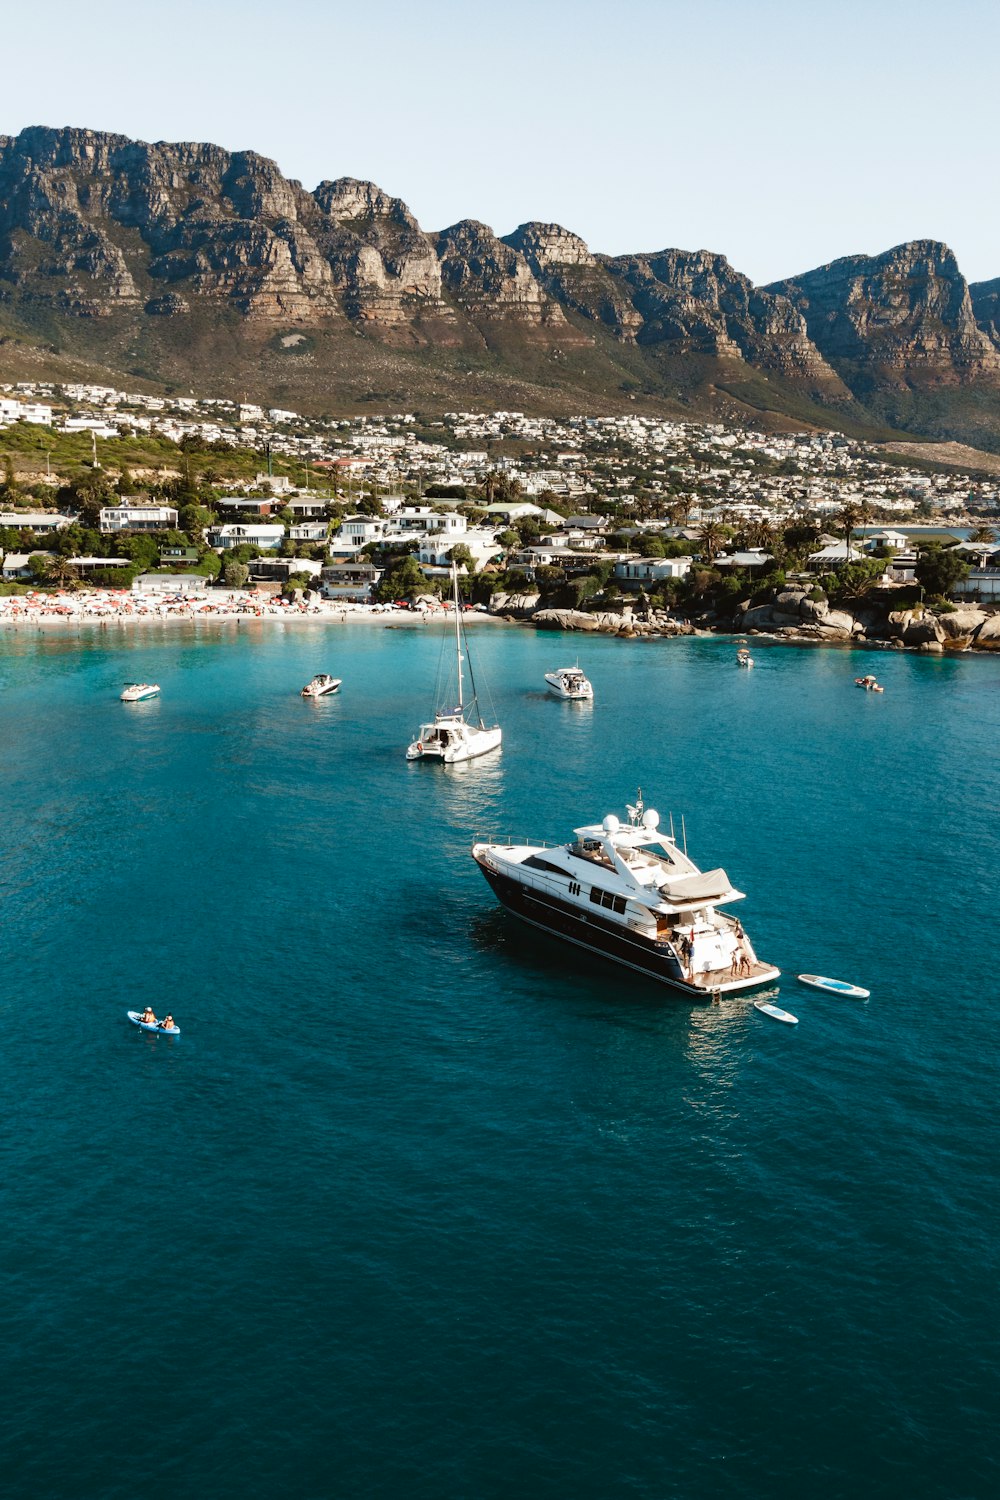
141 1007 158 1025
160 1015 175 1031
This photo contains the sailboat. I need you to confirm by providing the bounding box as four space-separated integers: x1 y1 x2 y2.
406 563 502 763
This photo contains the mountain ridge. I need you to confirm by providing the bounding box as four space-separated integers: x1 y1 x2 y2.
2 125 1000 447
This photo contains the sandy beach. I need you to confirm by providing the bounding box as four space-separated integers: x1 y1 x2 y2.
0 590 507 629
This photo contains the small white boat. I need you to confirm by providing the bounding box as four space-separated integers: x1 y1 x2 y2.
407 563 501 764
798 974 870 999
301 674 341 698
736 649 754 669
855 675 883 693
544 666 594 700
127 1010 180 1035
754 1000 798 1024
120 683 160 702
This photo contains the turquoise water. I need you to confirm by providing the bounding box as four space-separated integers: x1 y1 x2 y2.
1 621 998 1499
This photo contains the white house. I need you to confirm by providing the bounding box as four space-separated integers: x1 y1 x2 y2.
417 529 501 570
0 512 73 532
99 503 179 533
614 557 692 585
206 524 285 552
335 516 392 546
286 498 328 519
133 574 210 594
0 398 52 426
289 522 329 543
2 551 53 579
398 507 467 535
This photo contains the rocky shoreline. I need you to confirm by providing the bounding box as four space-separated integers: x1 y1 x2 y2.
489 591 1000 653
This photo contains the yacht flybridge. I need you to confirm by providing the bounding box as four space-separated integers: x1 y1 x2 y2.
545 666 593 700
472 794 779 998
406 563 502 764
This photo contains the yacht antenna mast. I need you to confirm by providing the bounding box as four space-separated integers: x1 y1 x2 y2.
452 560 464 713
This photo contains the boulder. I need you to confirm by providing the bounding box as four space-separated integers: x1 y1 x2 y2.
974 614 1000 650
901 615 945 647
532 609 601 631
935 608 986 640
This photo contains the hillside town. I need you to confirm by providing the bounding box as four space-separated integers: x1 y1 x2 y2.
1 380 999 622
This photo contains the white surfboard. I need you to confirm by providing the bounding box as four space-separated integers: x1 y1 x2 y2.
753 1000 799 1025
797 974 870 999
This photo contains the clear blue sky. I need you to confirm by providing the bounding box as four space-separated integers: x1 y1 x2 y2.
5 0 998 285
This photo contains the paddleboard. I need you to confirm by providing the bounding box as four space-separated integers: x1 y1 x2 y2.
797 974 870 999
754 1000 799 1025
127 1010 180 1035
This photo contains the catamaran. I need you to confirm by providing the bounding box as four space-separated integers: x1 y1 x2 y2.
406 564 502 764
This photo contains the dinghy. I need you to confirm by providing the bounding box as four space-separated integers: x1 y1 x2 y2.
127 1010 180 1035
797 974 870 999
753 1000 799 1025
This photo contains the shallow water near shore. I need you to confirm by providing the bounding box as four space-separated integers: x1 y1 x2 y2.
1 623 998 1499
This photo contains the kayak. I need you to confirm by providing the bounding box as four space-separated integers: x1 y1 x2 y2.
753 1000 799 1025
797 974 870 999
127 1010 180 1035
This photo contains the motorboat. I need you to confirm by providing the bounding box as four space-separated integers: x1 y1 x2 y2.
406 563 502 764
301 673 342 697
120 683 160 702
736 649 754 669
472 791 779 998
855 675 883 693
545 666 594 700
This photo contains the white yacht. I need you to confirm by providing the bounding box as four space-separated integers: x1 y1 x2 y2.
472 793 779 998
120 682 160 702
406 564 502 764
301 674 341 698
544 666 594 700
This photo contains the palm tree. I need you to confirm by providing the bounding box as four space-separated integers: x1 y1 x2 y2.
968 525 996 544
698 521 725 564
836 502 863 559
44 556 79 591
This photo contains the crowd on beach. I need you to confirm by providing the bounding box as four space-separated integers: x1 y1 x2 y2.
0 588 493 627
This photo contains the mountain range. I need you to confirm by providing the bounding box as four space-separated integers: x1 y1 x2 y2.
2 125 1000 448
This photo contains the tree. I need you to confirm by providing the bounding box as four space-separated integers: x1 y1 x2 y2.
450 543 476 574
375 553 429 602
837 502 863 556
43 555 79 590
968 525 997 544
915 544 969 599
1 456 22 503
697 521 725 563
223 558 250 588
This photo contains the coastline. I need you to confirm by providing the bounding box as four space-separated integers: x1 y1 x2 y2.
0 594 510 630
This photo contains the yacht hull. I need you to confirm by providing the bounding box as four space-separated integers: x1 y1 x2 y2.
407 728 502 763
474 855 777 999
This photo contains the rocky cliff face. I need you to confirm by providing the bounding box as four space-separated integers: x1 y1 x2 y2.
601 248 846 387
970 277 1000 345
770 242 1000 387
503 222 644 339
2 126 1000 437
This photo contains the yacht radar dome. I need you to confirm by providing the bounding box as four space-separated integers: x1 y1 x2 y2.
643 809 660 830
602 815 621 834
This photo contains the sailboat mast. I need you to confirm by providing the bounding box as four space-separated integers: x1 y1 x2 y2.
453 561 464 712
